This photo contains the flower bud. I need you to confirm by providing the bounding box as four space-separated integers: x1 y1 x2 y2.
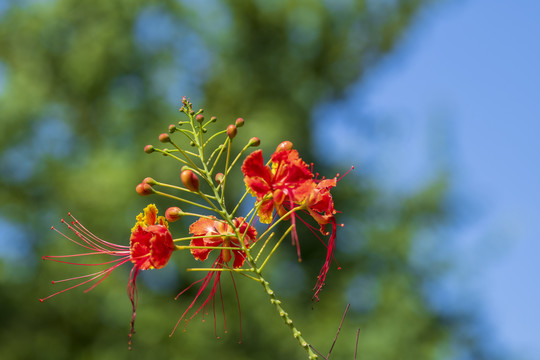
276 141 293 152
249 137 260 147
168 124 177 133
181 169 199 192
159 133 170 143
235 117 244 127
210 116 217 123
165 207 184 222
196 114 204 123
143 177 157 186
136 183 154 196
215 172 224 184
227 124 237 139
144 145 155 154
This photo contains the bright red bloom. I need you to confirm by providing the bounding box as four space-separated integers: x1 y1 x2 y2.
41 204 174 348
305 178 337 227
303 178 338 301
170 217 257 337
241 148 313 223
189 216 257 268
242 144 345 301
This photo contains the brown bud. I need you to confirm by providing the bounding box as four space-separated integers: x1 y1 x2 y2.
159 133 170 143
181 169 199 192
165 207 184 222
144 145 154 154
249 137 260 147
168 124 177 133
276 141 293 152
227 124 237 139
143 177 157 186
136 183 154 196
215 172 224 184
235 117 244 127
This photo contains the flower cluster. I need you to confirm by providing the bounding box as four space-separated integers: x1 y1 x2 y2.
41 97 346 359
241 142 339 300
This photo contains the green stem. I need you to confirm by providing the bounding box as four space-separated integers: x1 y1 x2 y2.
256 271 318 359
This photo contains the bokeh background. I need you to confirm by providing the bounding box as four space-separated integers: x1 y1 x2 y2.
0 0 537 359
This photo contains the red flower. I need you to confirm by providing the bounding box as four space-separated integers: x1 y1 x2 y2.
241 148 313 223
170 217 257 336
189 216 257 268
242 143 345 301
41 204 174 348
303 178 338 301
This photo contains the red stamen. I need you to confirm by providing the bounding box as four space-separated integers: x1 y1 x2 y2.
337 166 354 182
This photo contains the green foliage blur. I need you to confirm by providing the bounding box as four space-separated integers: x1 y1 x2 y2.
0 1 500 359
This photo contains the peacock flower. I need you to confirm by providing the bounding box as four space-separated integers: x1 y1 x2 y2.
188 216 257 268
41 204 174 348
170 216 257 336
303 178 339 301
241 147 313 223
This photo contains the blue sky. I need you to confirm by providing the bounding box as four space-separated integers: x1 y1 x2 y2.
316 0 540 358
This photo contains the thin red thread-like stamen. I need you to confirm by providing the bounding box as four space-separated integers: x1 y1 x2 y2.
40 257 131 302
218 273 227 335
69 213 129 250
287 194 302 262
185 267 221 328
51 224 128 255
230 270 242 344
170 258 221 336
291 211 342 272
128 266 141 350
43 255 130 265
337 166 354 182
312 220 337 302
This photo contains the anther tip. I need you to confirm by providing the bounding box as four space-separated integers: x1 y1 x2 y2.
39 299 44 302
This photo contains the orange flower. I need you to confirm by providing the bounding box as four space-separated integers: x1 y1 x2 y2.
171 217 257 337
189 216 257 268
241 148 313 223
41 204 174 348
242 143 344 301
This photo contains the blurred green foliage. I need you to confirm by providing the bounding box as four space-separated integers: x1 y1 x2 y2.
0 0 501 359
